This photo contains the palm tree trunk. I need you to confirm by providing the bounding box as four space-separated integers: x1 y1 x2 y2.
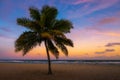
45 40 52 75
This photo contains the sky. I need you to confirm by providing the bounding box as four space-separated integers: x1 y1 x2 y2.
0 0 120 60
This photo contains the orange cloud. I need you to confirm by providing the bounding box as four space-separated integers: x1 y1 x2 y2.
95 31 120 37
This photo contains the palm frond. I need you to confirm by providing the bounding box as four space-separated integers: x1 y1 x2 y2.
53 36 73 56
50 30 66 38
56 42 68 56
40 13 46 27
41 5 58 28
47 40 59 59
53 19 73 33
41 32 52 39
54 36 73 47
29 7 40 20
17 18 41 31
15 31 42 56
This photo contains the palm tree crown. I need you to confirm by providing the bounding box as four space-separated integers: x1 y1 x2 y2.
15 5 74 74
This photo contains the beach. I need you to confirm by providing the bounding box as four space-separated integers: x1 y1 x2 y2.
0 63 120 80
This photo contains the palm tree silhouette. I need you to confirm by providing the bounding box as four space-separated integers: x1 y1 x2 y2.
15 5 74 74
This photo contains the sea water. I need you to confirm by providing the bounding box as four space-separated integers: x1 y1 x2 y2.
0 59 120 64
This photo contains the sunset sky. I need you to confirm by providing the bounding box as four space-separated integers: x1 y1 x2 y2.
0 0 120 60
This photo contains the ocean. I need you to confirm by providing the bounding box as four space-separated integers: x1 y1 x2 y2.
0 59 120 64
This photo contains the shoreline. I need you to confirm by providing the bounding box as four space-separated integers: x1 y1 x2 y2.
0 63 120 80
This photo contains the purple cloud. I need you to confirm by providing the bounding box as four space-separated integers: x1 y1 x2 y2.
105 43 120 47
105 49 115 52
0 27 12 32
95 49 115 54
0 33 15 40
95 51 105 54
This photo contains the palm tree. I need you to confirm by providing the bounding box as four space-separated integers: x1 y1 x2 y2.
15 5 74 75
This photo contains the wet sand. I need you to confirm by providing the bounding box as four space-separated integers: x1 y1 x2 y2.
0 63 120 80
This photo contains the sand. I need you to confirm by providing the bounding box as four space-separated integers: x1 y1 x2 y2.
0 63 120 80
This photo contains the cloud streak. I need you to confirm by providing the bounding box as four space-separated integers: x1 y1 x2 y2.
61 0 93 5
85 16 120 37
0 27 12 32
0 33 15 40
105 42 120 47
95 49 115 54
66 0 120 18
84 0 119 15
95 31 120 37
95 42 120 54
98 17 120 25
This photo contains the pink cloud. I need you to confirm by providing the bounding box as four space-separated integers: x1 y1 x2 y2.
85 16 120 37
86 25 120 37
98 17 120 25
